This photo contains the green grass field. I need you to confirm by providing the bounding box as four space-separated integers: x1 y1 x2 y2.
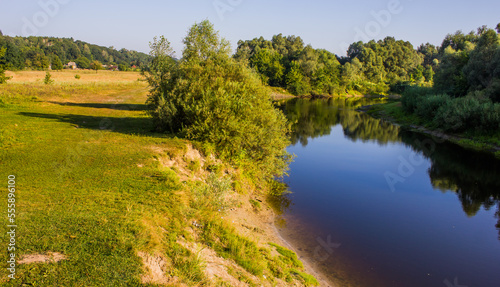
0 71 317 286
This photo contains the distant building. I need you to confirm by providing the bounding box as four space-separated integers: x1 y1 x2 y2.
65 62 77 70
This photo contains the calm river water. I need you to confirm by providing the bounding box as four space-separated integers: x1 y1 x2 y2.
275 98 500 287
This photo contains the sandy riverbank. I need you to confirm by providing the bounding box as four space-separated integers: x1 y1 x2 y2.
222 192 337 287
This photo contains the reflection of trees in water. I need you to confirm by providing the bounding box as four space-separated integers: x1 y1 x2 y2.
278 98 340 146
279 97 399 146
401 132 500 239
267 181 293 228
280 99 500 239
340 111 400 144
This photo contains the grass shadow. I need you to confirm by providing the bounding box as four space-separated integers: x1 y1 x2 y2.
47 101 148 111
18 112 168 138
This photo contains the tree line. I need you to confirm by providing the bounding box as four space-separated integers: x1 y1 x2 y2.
233 24 500 98
233 34 426 96
0 34 151 72
402 25 500 133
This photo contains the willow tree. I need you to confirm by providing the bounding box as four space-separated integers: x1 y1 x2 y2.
145 20 291 179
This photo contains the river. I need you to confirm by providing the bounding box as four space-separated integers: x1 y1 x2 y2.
274 98 500 287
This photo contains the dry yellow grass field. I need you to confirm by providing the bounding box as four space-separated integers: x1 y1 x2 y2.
5 70 144 84
1 70 148 107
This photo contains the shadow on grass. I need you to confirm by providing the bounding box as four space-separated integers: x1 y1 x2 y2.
18 112 168 137
47 101 149 111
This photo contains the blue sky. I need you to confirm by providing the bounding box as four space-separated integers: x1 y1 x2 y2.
1 0 499 56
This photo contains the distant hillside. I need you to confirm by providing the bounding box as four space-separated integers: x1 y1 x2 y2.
0 34 151 71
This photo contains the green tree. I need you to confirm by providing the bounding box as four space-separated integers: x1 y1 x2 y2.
234 36 272 63
298 45 319 79
0 47 11 84
423 66 434 82
358 45 386 82
439 30 479 53
272 34 304 61
341 58 364 84
75 56 90 69
0 38 24 70
25 48 50 70
379 37 423 84
143 35 177 129
44 71 53 84
347 41 364 60
463 29 500 100
82 44 92 60
312 49 341 94
465 29 500 102
418 43 438 67
146 21 291 179
182 20 230 62
434 46 470 97
411 65 424 82
285 61 307 95
118 63 129 71
91 60 103 73
250 48 284 86
51 54 63 70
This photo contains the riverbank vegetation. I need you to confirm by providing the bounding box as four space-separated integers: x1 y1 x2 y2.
366 26 500 150
145 21 292 185
234 33 427 96
401 27 500 132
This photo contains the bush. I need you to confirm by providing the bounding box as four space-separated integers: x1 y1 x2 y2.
146 21 291 179
415 94 451 120
479 102 500 131
0 47 11 84
401 86 434 113
43 72 54 85
433 96 500 132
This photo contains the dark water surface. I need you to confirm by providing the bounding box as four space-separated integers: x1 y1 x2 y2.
275 98 500 287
